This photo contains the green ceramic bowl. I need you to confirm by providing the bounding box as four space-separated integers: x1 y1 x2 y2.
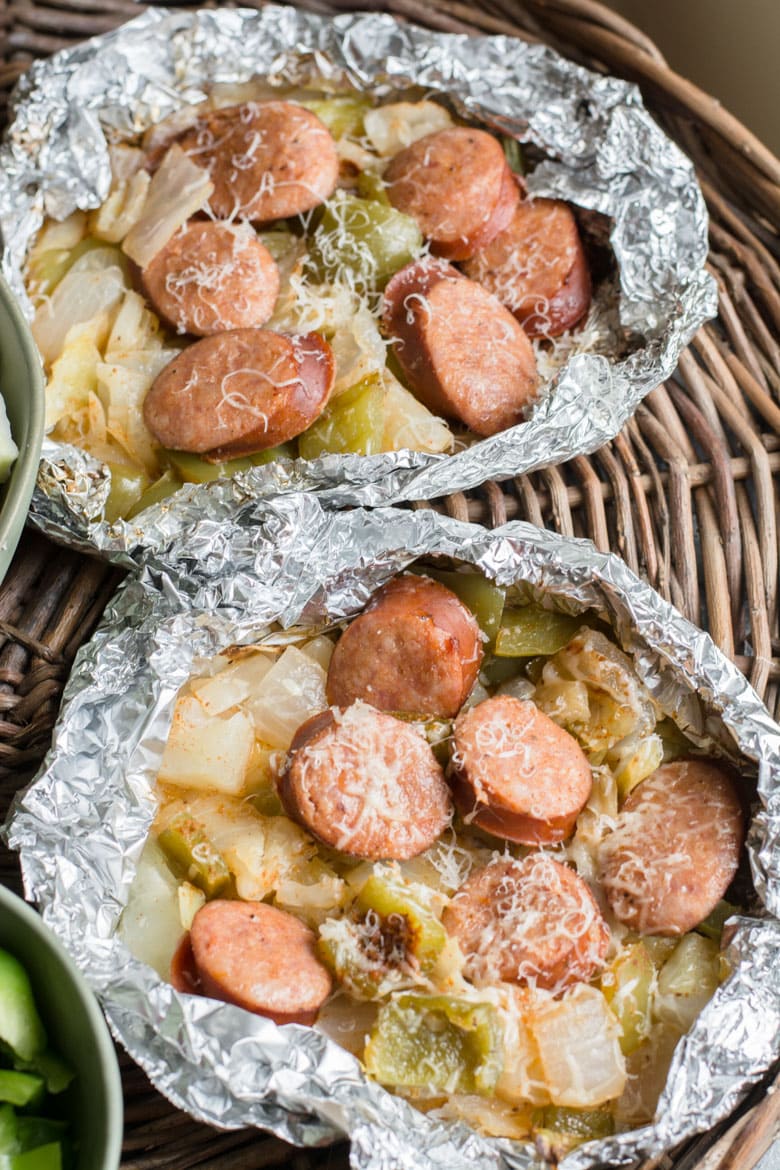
0 884 123 1170
0 274 44 582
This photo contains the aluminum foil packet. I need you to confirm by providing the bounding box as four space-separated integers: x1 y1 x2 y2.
6 496 780 1170
0 5 717 562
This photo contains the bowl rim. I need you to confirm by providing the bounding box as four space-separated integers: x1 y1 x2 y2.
0 882 123 1170
0 272 44 565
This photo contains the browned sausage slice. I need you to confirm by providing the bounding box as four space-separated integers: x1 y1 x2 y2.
382 258 538 437
326 574 483 718
450 695 592 845
600 760 745 936
142 329 334 458
281 701 453 860
443 854 609 994
175 101 339 224
188 899 332 1025
139 220 279 337
463 196 592 338
385 128 517 260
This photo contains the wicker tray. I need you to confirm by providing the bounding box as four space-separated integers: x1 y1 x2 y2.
1 1 779 1167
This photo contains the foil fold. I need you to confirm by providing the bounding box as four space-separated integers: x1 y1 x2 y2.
6 497 780 1170
0 5 717 558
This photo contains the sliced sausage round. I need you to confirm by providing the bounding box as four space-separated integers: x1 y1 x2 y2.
450 695 592 845
385 128 517 260
139 220 280 337
281 701 453 860
143 328 334 458
382 258 538 437
463 196 592 338
443 854 609 994
188 899 332 1025
174 101 339 224
600 759 745 936
326 574 483 718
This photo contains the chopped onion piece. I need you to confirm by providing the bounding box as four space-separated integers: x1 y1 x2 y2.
226 815 313 901
33 258 126 366
330 308 387 397
275 859 348 927
45 313 109 430
141 103 207 158
97 362 161 477
90 170 151 245
177 881 205 931
32 210 87 254
105 290 162 361
122 144 214 268
316 994 379 1058
108 143 146 181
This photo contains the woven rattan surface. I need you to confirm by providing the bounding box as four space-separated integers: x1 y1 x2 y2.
0 0 779 1167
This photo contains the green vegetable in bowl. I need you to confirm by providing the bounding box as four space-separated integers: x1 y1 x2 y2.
0 952 46 1063
0 949 74 1170
0 397 19 485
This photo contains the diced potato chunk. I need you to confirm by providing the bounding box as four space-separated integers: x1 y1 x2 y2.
177 881 206 931
119 838 182 978
531 985 626 1107
300 635 335 670
158 694 254 794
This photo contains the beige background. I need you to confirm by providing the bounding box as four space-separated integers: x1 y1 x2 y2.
602 0 779 154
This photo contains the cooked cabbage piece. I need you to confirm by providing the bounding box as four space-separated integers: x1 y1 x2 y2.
533 627 657 756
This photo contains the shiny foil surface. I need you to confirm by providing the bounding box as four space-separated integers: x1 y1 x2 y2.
6 497 780 1170
0 5 717 561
